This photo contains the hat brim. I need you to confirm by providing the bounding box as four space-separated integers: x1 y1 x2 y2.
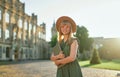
56 16 76 33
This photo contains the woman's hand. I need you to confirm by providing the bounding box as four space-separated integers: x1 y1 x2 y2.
57 52 65 59
54 60 61 66
50 55 57 61
50 51 65 61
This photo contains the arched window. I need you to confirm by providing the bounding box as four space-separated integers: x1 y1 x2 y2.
13 32 16 40
29 23 32 38
24 21 27 30
5 12 9 23
0 24 1 38
24 31 27 40
29 23 32 31
33 26 36 34
0 28 1 38
18 32 22 39
5 29 9 39
19 19 22 28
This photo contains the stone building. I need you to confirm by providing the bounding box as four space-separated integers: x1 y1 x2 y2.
92 37 120 60
0 0 49 60
92 37 104 49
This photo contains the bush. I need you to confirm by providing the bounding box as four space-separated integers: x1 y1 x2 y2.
90 48 101 64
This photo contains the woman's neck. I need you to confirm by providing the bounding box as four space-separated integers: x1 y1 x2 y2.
63 35 69 42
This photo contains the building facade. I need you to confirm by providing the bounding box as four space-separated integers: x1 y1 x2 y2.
92 37 120 59
0 0 49 60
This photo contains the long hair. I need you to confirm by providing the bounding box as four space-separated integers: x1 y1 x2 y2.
57 21 74 44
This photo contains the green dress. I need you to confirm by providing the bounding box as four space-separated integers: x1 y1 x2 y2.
56 39 83 77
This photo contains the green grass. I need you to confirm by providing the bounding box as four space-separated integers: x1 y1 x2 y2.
79 59 120 71
0 61 19 65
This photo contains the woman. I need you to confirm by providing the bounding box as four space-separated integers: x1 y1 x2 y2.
51 16 83 77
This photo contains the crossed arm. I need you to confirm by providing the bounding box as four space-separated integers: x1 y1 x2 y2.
50 51 65 61
50 40 78 66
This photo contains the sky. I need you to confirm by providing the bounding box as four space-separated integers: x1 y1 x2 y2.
20 0 120 41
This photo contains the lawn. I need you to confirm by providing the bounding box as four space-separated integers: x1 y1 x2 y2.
79 59 120 71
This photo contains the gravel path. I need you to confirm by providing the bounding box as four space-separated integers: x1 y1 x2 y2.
0 60 119 77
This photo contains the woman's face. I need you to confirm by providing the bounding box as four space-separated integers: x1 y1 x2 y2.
60 22 71 35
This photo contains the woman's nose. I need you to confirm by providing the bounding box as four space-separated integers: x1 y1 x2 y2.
63 26 67 28
63 27 67 30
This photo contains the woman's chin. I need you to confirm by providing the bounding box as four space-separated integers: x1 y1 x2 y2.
63 33 69 35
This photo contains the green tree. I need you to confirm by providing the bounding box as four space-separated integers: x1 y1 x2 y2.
74 26 94 53
90 48 101 64
50 34 57 47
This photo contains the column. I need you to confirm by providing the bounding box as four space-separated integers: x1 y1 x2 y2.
14 15 19 61
1 8 7 60
26 20 29 44
22 17 24 45
9 12 15 60
9 12 14 41
1 8 6 42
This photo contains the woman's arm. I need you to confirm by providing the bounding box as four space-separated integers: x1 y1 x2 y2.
50 52 65 61
55 40 78 65
50 53 58 61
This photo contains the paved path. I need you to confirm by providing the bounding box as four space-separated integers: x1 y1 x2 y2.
0 60 120 77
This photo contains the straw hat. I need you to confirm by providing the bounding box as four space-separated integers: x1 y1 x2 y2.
56 16 76 33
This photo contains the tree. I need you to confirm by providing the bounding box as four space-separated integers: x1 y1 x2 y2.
50 34 57 47
90 48 101 64
74 26 94 53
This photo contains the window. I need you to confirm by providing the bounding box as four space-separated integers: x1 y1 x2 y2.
0 46 2 58
0 10 1 20
38 32 41 38
6 47 10 58
39 32 45 40
5 12 9 23
33 26 36 33
29 23 32 31
0 28 1 38
24 31 27 40
43 34 46 40
19 19 22 28
0 24 1 38
7 0 12 3
18 32 21 39
100 44 103 47
29 23 32 38
5 29 9 39
13 32 16 40
33 39 35 43
24 21 27 30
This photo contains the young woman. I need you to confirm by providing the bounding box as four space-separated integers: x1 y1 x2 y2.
51 16 83 77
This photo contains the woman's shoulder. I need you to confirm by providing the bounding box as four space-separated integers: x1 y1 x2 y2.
72 37 77 40
70 37 78 45
71 37 79 42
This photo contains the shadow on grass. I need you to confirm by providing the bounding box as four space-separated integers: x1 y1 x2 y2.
0 60 50 65
101 59 120 63
0 60 23 65
112 59 120 63
82 64 97 67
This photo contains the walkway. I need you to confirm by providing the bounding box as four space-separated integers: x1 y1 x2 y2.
0 60 119 77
